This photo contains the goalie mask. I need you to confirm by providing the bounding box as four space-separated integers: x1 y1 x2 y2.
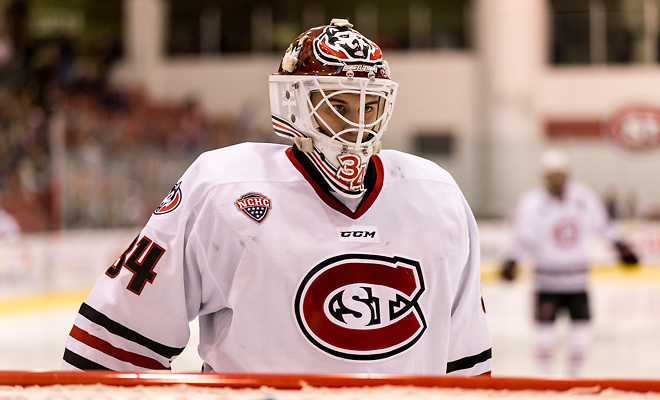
269 19 398 198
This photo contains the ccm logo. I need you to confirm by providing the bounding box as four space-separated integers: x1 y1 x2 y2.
337 227 380 243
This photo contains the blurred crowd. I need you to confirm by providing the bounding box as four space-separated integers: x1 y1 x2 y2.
0 0 256 233
0 0 54 232
1 1 657 234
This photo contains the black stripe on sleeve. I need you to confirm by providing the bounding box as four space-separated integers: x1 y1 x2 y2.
63 349 111 370
446 348 492 373
78 302 185 359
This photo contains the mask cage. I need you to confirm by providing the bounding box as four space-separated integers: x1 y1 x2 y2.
307 87 388 149
270 74 398 152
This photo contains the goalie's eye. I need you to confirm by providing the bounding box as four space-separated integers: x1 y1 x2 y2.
364 101 380 114
331 103 345 113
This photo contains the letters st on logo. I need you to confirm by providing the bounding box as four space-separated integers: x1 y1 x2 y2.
294 254 426 360
235 192 272 223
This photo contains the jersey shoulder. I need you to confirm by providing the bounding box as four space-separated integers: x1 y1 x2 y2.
514 187 548 216
188 142 294 186
566 180 598 199
151 143 292 218
377 149 457 186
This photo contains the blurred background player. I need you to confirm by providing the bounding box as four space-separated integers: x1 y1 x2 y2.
500 149 638 376
62 19 491 375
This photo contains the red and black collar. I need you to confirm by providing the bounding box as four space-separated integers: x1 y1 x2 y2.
286 146 383 219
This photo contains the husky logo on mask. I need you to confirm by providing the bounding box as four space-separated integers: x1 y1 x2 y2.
313 25 383 66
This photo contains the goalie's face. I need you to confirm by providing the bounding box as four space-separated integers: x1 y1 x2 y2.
309 90 385 146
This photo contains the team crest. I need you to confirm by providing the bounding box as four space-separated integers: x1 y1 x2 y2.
313 25 383 67
154 181 182 215
553 218 579 248
606 105 660 151
294 254 426 360
235 192 272 223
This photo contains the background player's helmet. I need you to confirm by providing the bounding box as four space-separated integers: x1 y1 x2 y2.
540 149 569 173
540 149 569 198
269 19 398 198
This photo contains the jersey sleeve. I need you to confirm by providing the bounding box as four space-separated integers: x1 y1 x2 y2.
445 192 492 376
506 192 538 261
583 184 618 243
62 155 220 371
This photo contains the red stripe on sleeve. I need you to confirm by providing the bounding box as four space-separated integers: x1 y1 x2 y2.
69 325 170 370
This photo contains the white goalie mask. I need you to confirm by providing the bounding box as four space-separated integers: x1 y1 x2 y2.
269 19 398 198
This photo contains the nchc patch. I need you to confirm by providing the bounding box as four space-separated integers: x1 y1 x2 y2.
154 181 182 215
235 192 272 223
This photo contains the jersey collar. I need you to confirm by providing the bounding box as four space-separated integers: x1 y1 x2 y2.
286 146 383 219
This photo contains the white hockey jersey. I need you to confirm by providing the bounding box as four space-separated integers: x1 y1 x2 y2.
62 142 491 375
508 181 617 292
